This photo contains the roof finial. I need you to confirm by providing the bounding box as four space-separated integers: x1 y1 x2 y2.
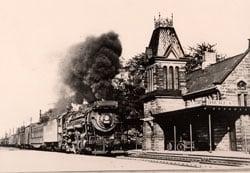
171 13 174 25
154 12 173 29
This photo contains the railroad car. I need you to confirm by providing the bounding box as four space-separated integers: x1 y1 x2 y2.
30 123 44 149
8 134 18 147
24 125 31 148
43 118 62 150
17 126 24 148
1 137 9 146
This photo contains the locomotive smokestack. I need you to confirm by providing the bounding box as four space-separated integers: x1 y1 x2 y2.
39 109 42 119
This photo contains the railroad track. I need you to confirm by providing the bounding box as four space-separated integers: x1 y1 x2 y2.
125 151 250 167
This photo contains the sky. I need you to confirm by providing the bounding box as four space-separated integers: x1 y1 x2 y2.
0 0 250 136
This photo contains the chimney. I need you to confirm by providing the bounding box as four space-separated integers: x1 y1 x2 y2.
145 47 153 59
202 51 216 69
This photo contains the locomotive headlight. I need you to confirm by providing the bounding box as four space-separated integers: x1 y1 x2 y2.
103 115 111 124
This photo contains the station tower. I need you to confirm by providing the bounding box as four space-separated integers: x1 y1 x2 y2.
142 14 188 150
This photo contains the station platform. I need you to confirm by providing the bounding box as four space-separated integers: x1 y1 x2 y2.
127 150 250 167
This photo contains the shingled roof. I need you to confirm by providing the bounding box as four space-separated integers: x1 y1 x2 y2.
148 27 185 57
186 50 249 95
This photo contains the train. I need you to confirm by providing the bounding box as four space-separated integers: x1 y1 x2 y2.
0 100 142 154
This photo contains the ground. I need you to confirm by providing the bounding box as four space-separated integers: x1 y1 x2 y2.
1 147 250 173
0 147 187 172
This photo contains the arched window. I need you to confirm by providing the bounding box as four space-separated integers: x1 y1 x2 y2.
237 81 247 90
174 66 180 90
146 70 150 92
168 66 174 89
163 66 167 89
237 81 247 106
147 67 154 92
148 68 152 92
151 67 154 91
148 68 151 91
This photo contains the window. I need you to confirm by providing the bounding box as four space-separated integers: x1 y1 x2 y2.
163 66 167 89
148 69 151 92
174 66 180 90
237 81 248 106
238 94 242 106
168 66 174 89
244 94 248 106
147 67 154 92
237 81 247 90
147 70 150 91
150 68 154 91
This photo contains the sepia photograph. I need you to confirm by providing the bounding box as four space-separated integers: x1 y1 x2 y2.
1 0 250 172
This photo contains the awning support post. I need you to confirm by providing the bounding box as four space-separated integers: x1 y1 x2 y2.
190 123 193 151
208 114 212 153
174 125 177 151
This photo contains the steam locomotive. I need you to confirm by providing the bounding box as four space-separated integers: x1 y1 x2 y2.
61 101 126 154
0 101 138 154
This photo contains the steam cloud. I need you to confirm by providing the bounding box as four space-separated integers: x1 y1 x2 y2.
60 32 122 104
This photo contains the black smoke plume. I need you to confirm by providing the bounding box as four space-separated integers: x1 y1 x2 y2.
60 32 122 104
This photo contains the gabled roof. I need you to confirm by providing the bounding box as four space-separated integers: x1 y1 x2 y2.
186 49 249 95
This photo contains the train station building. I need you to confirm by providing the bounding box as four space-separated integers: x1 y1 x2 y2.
142 15 250 152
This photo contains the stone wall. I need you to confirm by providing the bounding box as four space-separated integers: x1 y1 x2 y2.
142 121 153 150
143 97 185 151
152 122 164 151
154 61 187 92
218 51 250 105
238 115 250 152
142 119 165 151
213 115 233 151
144 97 185 117
217 51 250 151
145 61 187 93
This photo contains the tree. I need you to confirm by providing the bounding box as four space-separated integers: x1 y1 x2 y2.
186 42 226 72
113 53 146 120
125 53 147 87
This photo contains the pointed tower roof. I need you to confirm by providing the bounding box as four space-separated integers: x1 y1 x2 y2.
148 14 185 59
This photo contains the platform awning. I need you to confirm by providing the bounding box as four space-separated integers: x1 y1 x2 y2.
153 105 250 118
152 105 250 153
